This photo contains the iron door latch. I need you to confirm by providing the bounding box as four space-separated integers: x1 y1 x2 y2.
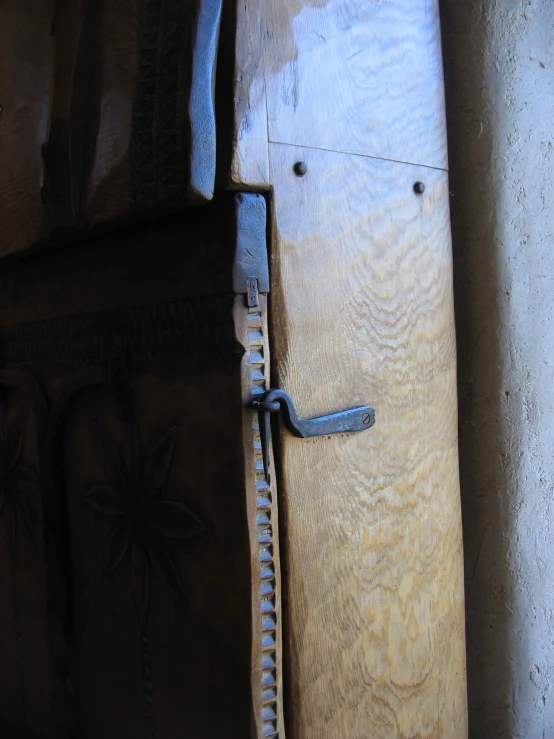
253 388 376 479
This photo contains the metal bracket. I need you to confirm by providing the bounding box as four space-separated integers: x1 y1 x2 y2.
253 388 375 480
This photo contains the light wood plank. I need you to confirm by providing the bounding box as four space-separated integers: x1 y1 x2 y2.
262 0 448 170
230 0 270 189
268 142 466 738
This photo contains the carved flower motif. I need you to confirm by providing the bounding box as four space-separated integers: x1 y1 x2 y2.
0 417 39 563
85 425 203 625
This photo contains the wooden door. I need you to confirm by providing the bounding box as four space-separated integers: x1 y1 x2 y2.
0 194 282 738
0 1 466 737
231 1 467 738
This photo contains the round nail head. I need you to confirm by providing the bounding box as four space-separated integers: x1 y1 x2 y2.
413 181 425 194
294 161 308 177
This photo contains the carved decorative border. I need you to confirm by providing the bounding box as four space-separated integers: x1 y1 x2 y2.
132 0 189 208
244 298 282 738
0 295 241 364
157 0 187 205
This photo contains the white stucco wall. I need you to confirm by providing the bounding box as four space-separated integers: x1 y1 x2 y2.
440 1 554 736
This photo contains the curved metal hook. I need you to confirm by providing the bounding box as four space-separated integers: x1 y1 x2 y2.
253 388 375 480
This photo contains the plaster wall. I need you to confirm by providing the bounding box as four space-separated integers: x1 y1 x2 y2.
440 1 554 736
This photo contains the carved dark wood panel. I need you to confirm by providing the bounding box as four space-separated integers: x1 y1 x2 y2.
0 0 222 261
0 296 240 365
56 359 252 738
0 193 275 737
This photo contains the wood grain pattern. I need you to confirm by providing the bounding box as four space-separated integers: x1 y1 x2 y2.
268 142 466 738
0 0 54 259
264 0 448 168
235 294 286 739
231 0 448 179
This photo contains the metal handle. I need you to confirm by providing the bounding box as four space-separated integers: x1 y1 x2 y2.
253 388 375 480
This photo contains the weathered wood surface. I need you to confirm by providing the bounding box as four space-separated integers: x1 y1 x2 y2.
229 0 270 189
231 0 448 189
231 0 467 735
268 143 466 738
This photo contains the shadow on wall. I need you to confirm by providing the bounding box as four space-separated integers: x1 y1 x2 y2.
440 2 513 736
